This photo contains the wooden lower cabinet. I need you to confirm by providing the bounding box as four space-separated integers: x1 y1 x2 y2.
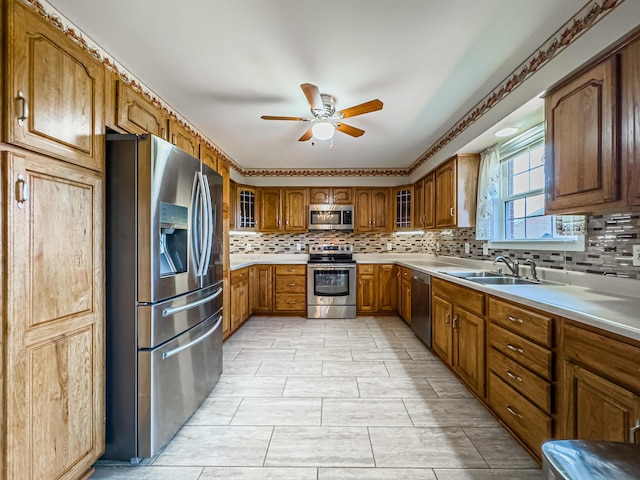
400 271 411 324
558 321 640 444
357 264 397 315
250 264 273 314
274 265 306 313
231 268 249 331
2 149 104 480
487 297 555 458
431 278 485 397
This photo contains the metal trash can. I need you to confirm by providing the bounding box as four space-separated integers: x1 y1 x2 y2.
542 440 640 479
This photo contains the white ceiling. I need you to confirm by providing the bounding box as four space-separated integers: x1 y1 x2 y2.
46 0 626 174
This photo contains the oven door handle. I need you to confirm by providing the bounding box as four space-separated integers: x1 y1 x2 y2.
307 265 356 270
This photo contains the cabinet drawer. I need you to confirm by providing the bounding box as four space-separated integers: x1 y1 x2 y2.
488 372 552 457
275 276 306 293
275 293 306 311
489 297 553 347
358 264 375 275
231 268 249 285
489 323 552 380
432 278 485 316
488 348 552 413
275 264 306 275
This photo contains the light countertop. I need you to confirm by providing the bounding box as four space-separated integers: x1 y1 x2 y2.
230 253 640 341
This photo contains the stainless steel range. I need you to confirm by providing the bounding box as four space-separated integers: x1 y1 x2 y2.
307 244 356 319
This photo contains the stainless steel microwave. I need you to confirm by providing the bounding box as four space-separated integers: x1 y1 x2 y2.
308 204 354 231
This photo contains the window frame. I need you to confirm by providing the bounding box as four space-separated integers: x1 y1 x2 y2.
487 124 585 252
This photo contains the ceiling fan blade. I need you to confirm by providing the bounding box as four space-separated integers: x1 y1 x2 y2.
261 115 311 121
301 83 324 112
337 99 383 119
335 123 365 137
298 128 313 141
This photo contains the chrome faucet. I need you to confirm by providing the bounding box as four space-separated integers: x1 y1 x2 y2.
525 259 538 282
493 255 519 277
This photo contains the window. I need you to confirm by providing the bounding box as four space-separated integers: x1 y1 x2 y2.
488 124 585 251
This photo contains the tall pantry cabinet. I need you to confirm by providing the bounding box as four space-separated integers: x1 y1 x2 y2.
2 1 105 479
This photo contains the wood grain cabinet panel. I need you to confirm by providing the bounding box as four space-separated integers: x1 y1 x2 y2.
558 321 640 443
432 293 453 365
274 265 306 314
354 188 389 232
621 36 640 206
169 120 198 157
423 172 435 229
3 150 104 480
6 1 105 172
434 155 479 229
545 57 619 213
116 80 168 139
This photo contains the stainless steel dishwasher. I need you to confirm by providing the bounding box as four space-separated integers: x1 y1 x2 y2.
410 270 431 347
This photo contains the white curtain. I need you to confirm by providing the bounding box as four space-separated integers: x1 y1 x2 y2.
475 145 501 240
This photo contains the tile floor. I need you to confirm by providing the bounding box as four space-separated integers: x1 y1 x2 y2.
93 316 542 479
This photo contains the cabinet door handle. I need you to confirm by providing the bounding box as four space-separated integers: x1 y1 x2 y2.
630 419 640 443
508 315 524 324
287 300 296 304
506 370 523 382
287 282 296 286
15 173 29 208
449 207 454 217
452 315 458 329
506 405 524 420
17 91 29 126
445 313 450 325
160 126 166 139
506 343 524 354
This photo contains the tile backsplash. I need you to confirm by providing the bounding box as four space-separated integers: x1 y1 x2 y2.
230 211 640 280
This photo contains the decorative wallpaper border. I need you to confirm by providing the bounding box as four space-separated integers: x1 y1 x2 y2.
26 0 623 178
407 0 624 175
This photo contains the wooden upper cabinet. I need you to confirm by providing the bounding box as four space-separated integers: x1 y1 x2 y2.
235 185 258 231
169 120 198 157
283 188 308 232
394 185 414 231
199 143 218 171
5 1 105 171
423 172 435 229
545 56 619 214
259 188 282 232
621 36 640 206
414 179 425 229
116 81 168 140
309 187 353 204
354 188 389 232
434 155 479 229
435 159 457 228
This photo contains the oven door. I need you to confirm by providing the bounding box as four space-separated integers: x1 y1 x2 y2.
307 264 356 306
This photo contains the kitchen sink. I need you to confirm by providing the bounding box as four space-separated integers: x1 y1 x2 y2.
442 271 560 286
441 271 502 278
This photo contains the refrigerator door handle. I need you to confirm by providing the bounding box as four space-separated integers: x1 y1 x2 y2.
162 314 222 360
162 287 223 317
201 173 214 276
191 172 203 276
196 172 209 277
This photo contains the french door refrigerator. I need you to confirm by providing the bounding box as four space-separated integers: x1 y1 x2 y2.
104 134 223 461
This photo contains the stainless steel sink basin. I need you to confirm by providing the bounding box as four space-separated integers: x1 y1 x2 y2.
441 271 502 278
468 276 556 285
468 276 534 285
442 270 563 286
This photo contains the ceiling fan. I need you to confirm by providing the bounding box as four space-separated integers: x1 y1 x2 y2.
261 83 383 142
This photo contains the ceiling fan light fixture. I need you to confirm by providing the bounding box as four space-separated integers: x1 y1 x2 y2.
311 119 335 140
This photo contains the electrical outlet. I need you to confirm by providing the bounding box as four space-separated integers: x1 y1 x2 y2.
245 243 252 251
464 242 470 254
387 242 393 251
633 244 640 266
296 243 303 251
482 243 489 256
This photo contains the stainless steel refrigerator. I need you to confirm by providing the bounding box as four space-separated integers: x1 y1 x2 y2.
104 134 223 462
